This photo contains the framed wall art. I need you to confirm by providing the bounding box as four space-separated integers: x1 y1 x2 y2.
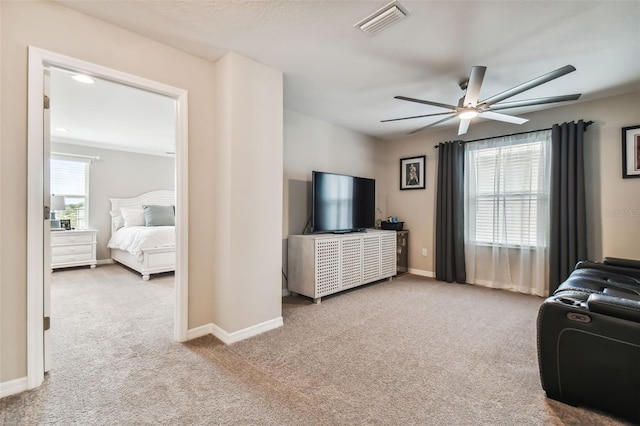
400 155 426 190
622 125 640 179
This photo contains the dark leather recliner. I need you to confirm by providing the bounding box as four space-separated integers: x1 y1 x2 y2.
537 257 640 422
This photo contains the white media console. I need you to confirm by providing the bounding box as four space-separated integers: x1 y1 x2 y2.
287 229 397 303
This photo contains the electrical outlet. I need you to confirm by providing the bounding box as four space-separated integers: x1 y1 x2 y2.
421 248 427 256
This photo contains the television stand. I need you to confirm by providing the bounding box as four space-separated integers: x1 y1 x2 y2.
287 230 397 303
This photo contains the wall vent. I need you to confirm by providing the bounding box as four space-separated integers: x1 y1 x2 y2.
354 1 410 36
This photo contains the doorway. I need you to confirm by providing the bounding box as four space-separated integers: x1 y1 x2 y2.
27 47 189 390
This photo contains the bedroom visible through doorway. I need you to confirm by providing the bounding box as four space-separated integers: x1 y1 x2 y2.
48 65 178 372
27 47 189 390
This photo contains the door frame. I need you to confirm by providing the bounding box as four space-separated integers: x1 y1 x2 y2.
27 46 189 389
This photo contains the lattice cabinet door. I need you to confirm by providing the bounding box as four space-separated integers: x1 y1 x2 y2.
363 234 381 283
380 232 397 277
341 236 363 289
288 231 397 303
315 238 341 297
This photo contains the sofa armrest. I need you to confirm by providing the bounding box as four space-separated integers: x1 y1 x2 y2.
588 294 640 323
603 257 640 270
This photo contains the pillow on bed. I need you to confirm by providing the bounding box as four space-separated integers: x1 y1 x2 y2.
109 210 124 230
121 207 146 227
142 205 175 226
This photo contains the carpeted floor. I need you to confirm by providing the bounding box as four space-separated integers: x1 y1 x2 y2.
0 264 630 425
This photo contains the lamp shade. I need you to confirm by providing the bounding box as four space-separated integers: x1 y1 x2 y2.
51 195 66 211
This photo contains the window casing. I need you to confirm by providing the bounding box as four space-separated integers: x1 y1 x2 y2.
50 155 90 229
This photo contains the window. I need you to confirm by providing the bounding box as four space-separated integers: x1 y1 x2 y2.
50 155 91 229
465 130 551 247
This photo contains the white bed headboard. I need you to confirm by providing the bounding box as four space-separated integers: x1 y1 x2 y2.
110 190 175 234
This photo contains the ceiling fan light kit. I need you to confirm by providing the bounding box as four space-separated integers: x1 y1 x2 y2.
383 64 581 135
354 0 410 36
458 109 478 120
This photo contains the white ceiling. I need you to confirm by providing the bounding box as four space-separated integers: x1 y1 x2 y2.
53 0 640 150
50 67 176 155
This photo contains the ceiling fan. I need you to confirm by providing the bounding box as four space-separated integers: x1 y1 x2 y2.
382 65 581 135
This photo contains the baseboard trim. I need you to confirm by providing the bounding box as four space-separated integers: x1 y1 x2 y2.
211 317 284 344
186 317 284 345
408 268 435 278
282 288 290 297
0 376 28 398
186 323 215 340
97 259 115 266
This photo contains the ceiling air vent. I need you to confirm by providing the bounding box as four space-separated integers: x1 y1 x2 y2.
354 1 410 36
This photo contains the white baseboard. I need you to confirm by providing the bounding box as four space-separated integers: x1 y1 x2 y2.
0 376 28 398
186 323 215 340
97 259 115 265
282 288 290 297
407 268 435 278
211 317 284 344
186 316 284 345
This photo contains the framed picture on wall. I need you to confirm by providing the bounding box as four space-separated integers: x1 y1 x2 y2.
622 125 640 179
400 155 426 190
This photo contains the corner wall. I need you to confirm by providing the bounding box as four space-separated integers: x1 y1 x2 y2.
212 52 283 334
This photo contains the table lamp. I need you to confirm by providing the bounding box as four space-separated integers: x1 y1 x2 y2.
50 195 66 220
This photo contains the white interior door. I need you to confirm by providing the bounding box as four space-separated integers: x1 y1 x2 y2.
43 68 52 372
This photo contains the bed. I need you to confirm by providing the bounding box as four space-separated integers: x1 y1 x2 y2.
108 190 176 280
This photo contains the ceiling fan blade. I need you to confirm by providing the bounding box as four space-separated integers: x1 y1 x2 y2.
408 115 457 135
395 96 457 111
458 118 471 135
480 65 577 107
481 111 528 125
486 94 582 111
381 111 455 123
462 66 486 107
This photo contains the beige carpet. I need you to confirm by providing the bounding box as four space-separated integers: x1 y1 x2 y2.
0 264 630 425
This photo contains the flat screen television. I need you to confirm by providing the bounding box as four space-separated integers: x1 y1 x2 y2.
311 171 375 233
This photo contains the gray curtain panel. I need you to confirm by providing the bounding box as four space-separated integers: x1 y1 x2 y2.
435 141 466 283
549 120 588 294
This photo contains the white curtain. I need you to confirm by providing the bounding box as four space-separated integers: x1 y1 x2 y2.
464 130 551 296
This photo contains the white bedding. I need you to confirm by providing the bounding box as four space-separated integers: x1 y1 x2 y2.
108 226 175 261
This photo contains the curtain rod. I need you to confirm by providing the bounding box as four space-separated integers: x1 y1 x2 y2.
433 120 593 148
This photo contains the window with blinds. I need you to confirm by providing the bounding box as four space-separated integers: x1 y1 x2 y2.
50 155 90 229
467 139 548 247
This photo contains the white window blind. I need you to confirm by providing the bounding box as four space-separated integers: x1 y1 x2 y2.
50 155 91 229
465 131 551 247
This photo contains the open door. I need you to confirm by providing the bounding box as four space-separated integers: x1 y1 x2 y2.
43 67 52 372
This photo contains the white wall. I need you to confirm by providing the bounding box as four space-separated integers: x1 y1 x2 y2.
385 92 640 276
212 52 283 334
282 109 388 288
51 142 175 260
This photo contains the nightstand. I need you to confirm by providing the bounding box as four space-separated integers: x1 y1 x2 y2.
51 229 98 270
